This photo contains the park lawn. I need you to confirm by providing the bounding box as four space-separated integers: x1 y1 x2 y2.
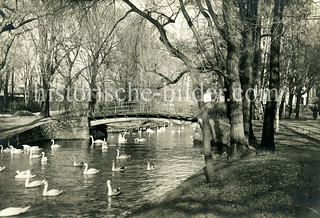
129 121 320 218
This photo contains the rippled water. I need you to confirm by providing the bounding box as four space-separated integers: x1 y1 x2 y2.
0 125 203 217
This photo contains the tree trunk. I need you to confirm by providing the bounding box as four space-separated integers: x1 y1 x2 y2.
11 68 14 98
279 91 286 120
40 77 50 117
306 88 310 105
4 70 10 110
274 89 284 133
261 0 284 151
288 90 294 118
295 86 302 119
226 46 248 157
240 29 253 142
195 89 215 183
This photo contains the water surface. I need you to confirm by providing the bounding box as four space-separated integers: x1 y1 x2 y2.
0 125 203 217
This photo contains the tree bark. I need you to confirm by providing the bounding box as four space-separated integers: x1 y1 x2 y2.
261 0 284 151
195 89 215 183
295 86 302 119
288 89 294 118
40 77 50 117
223 0 248 157
275 89 284 133
279 91 286 120
240 32 253 141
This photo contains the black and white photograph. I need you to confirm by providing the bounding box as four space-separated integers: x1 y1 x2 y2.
0 0 320 217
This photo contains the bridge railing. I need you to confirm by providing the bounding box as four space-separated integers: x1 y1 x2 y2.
93 101 199 118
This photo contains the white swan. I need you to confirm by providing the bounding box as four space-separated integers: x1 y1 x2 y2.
116 149 131 159
10 146 23 154
159 124 166 131
0 145 10 153
107 180 121 196
22 144 30 151
0 166 5 172
83 163 100 175
90 135 104 145
29 150 41 159
30 146 41 152
147 160 155 171
118 134 127 143
102 139 108 149
41 152 48 163
0 206 31 217
112 160 126 172
15 170 36 179
25 173 45 188
146 128 155 133
51 139 61 148
42 180 63 196
134 138 147 143
16 170 28 175
73 156 84 167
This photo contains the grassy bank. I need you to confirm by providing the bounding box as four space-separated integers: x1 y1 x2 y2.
128 121 320 218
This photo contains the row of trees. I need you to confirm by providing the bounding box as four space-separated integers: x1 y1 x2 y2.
1 0 320 182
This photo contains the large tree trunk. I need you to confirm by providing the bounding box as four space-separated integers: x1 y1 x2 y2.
240 29 253 142
195 89 215 183
226 46 248 157
295 86 302 119
261 0 284 151
223 0 248 157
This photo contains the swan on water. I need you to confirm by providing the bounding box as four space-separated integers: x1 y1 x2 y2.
0 166 5 172
134 138 147 143
159 124 166 131
0 206 31 217
25 172 45 188
147 160 155 171
15 170 36 179
118 133 127 143
22 145 30 151
107 180 121 196
83 163 100 175
116 149 131 159
51 140 61 148
0 145 10 153
42 180 63 196
102 139 108 149
146 128 155 133
10 146 23 154
16 170 28 175
41 152 48 163
112 160 126 172
29 150 41 159
73 156 84 167
22 145 41 152
90 135 104 145
30 146 41 152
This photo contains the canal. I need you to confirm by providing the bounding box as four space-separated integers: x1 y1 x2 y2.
0 124 203 217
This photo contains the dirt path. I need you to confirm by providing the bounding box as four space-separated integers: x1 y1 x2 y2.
128 120 320 218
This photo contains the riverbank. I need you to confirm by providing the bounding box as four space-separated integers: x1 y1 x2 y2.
128 120 320 218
